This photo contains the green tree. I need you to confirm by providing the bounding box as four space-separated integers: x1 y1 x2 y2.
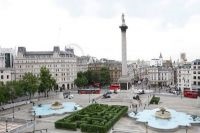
14 80 25 97
91 71 100 83
100 67 110 86
39 67 56 97
84 70 94 85
0 85 9 105
0 80 26 105
74 72 88 88
22 72 38 100
6 80 25 98
6 81 17 102
0 81 4 86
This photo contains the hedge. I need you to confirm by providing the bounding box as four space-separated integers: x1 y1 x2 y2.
55 104 128 133
150 95 160 104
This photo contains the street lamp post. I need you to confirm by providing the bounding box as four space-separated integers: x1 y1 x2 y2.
12 101 15 119
5 119 8 132
185 125 188 133
33 110 36 133
89 88 91 103
145 122 148 133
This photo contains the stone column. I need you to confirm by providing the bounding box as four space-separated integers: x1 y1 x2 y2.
121 27 128 76
119 13 130 90
120 13 128 77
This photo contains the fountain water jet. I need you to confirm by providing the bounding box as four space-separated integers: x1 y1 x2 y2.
155 107 171 119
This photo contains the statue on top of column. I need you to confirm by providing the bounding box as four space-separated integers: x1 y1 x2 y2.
122 13 125 24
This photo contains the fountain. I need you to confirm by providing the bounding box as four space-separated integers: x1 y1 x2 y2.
128 108 200 131
32 102 82 117
155 107 171 119
50 101 64 110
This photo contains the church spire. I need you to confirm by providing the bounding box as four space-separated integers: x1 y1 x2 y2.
159 52 163 58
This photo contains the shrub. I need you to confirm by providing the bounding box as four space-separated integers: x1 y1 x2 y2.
150 96 160 104
55 104 128 133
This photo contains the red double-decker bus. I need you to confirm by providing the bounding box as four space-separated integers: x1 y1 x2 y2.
109 84 120 92
184 88 199 99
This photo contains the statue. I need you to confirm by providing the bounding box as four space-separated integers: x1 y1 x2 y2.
122 13 125 24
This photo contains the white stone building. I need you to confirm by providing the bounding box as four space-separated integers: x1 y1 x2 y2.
150 53 163 67
177 63 192 92
191 59 200 91
0 68 15 84
14 46 77 89
127 62 137 82
148 66 174 87
0 47 15 84
127 60 150 83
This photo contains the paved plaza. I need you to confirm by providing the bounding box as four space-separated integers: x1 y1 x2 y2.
0 121 23 133
0 87 200 133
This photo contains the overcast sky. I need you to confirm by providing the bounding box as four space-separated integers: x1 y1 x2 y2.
0 0 200 62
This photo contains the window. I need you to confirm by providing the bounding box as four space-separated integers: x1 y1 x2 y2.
194 66 196 69
7 75 9 79
198 62 200 65
198 66 200 69
194 76 196 79
194 62 197 65
1 75 3 79
194 71 196 74
198 71 200 74
198 82 200 85
194 81 196 85
198 76 200 79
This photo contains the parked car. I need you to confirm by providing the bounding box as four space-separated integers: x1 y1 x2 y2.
103 93 111 98
68 94 74 99
137 90 145 95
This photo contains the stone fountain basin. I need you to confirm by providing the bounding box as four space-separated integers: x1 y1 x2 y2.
155 110 171 119
129 108 200 130
32 102 81 117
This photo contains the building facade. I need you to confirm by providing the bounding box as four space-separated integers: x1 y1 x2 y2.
77 56 98 72
0 47 15 84
148 66 174 87
177 63 192 92
88 60 121 83
191 59 200 91
150 53 163 67
14 46 77 89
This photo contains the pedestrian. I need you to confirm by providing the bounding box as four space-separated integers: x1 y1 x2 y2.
92 99 95 103
136 105 138 113
132 103 134 108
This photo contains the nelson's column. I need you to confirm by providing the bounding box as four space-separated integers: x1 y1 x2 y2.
119 13 131 90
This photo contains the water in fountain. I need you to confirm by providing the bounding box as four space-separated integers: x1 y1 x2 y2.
128 108 200 130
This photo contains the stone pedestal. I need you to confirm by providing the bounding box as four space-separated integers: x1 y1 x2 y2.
119 76 131 90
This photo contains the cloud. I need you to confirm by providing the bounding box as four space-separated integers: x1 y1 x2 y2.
0 0 200 62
